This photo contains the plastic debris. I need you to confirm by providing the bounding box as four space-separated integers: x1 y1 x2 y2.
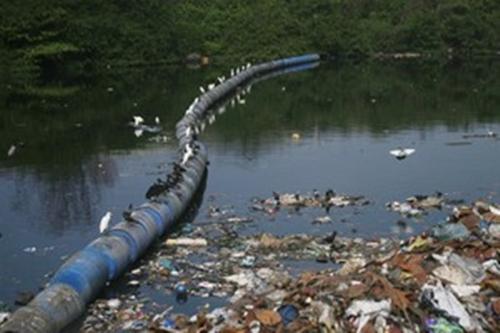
432 252 485 285
257 190 366 210
160 318 176 330
345 299 391 333
431 223 470 241
278 304 299 325
165 237 208 247
433 265 474 286
249 320 261 333
421 282 479 331
157 257 175 271
127 280 140 286
426 317 464 333
387 201 422 216
0 312 9 325
78 197 499 333
122 320 147 330
387 193 444 217
240 255 256 268
489 223 500 238
489 204 500 216
106 299 121 309
338 257 367 276
482 259 500 275
449 285 481 298
312 215 332 224
254 309 281 326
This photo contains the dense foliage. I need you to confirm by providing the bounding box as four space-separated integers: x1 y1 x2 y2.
1 0 500 72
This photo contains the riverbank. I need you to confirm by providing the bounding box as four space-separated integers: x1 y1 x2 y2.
2 1 500 74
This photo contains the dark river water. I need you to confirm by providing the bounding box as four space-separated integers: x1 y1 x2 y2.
1 60 500 319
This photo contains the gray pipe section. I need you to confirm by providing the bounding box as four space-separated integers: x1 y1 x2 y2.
0 53 320 333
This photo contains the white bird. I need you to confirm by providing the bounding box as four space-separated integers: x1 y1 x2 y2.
185 126 192 138
208 114 216 125
134 128 144 138
217 105 226 115
237 97 246 105
192 125 200 135
155 116 160 125
389 148 416 160
132 115 144 127
199 86 206 94
208 83 215 90
487 130 497 137
99 211 112 234
217 76 225 84
230 68 235 77
7 145 16 157
186 100 197 115
236 67 240 75
181 144 194 165
246 62 251 69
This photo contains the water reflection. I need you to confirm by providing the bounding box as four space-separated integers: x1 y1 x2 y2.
8 154 119 235
1 61 500 234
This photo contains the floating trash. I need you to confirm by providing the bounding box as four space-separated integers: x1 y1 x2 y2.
79 197 499 333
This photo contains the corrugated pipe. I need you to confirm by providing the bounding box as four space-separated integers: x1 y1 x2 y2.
0 53 320 333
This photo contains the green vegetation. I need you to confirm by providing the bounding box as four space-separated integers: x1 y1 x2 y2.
1 1 500 73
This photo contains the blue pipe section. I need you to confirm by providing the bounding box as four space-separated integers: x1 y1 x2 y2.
0 53 320 333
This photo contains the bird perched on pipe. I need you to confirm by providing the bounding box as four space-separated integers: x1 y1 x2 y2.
132 116 144 127
181 143 194 166
99 211 112 234
172 162 186 174
122 204 138 223
146 178 168 200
